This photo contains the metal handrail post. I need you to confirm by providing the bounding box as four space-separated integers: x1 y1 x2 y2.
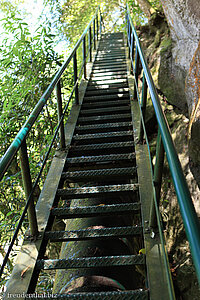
19 140 38 237
89 26 92 62
149 129 165 228
73 52 79 105
83 36 87 79
96 14 99 41
139 74 148 142
100 13 102 34
56 80 66 148
133 46 139 100
130 31 134 74
93 19 96 50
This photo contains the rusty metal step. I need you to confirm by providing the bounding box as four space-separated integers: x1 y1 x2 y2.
36 254 145 270
93 63 127 69
83 93 129 101
72 131 133 143
84 87 129 96
51 202 141 219
86 83 129 91
91 71 127 78
61 167 137 181
57 183 138 198
90 75 127 81
92 66 127 73
88 79 128 86
78 113 131 124
70 140 134 150
31 290 148 300
80 106 130 116
66 153 135 164
94 59 126 65
75 122 132 133
82 99 130 108
44 225 142 242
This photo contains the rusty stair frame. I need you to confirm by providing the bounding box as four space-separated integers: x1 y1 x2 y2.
4 32 174 300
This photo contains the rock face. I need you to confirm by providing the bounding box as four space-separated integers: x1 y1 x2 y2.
160 0 200 164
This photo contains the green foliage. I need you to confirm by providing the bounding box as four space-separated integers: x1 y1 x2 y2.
0 6 65 287
128 0 162 25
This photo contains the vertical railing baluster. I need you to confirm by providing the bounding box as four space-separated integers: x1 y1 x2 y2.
134 45 139 100
56 80 66 149
139 74 148 142
128 21 131 58
93 19 96 50
100 13 102 35
128 22 132 59
130 31 134 74
83 36 87 79
96 14 99 41
127 15 129 47
89 26 92 62
73 51 79 105
149 129 165 228
131 32 135 74
19 140 38 237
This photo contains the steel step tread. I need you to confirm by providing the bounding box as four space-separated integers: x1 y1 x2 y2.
86 83 129 90
94 60 126 66
95 56 126 61
61 167 137 180
84 89 129 97
51 202 141 218
89 75 127 81
88 79 128 86
82 99 130 108
80 106 130 115
57 183 138 197
93 64 127 70
91 71 127 77
76 121 132 131
66 153 135 164
36 254 145 270
70 141 134 151
31 290 148 300
78 113 131 123
83 94 130 102
84 93 129 101
73 131 133 141
92 66 127 73
44 225 142 242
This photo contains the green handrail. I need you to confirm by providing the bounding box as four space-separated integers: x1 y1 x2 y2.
126 4 200 283
0 7 102 279
0 6 101 181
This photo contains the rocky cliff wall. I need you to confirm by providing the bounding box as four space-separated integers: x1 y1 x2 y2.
160 0 200 164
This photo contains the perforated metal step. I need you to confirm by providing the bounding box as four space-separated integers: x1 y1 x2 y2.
61 167 137 180
57 184 138 198
51 202 141 218
70 141 134 151
44 225 142 242
82 99 130 108
75 122 132 133
73 131 133 142
78 113 131 123
91 71 127 78
36 255 145 270
80 106 130 116
66 153 135 164
31 290 148 300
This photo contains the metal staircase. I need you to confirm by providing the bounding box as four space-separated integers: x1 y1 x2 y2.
1 5 200 300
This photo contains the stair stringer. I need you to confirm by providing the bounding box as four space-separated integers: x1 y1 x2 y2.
126 35 175 299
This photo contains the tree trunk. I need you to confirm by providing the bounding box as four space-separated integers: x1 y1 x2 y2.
137 0 156 18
